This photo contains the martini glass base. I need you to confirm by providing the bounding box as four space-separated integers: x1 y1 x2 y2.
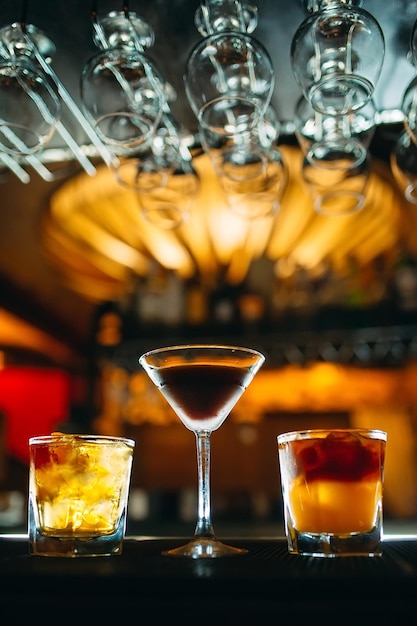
162 537 248 558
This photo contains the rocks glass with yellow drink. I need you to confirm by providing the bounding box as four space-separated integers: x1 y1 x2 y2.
29 434 135 557
277 429 387 557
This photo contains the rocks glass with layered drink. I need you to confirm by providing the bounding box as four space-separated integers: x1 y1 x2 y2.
29 434 135 557
277 428 387 557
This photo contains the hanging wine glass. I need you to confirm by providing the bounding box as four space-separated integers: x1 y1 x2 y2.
291 0 384 115
402 15 417 147
294 94 376 167
185 0 274 135
139 157 200 229
201 126 266 181
408 16 417 67
391 129 417 205
194 0 259 37
80 11 164 154
113 113 182 192
301 143 370 216
199 102 284 218
401 75 417 148
185 32 274 135
0 23 61 155
221 146 288 219
200 104 280 180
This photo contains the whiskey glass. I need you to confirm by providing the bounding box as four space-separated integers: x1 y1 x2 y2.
278 428 387 557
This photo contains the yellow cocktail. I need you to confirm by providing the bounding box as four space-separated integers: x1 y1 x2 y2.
29 434 135 557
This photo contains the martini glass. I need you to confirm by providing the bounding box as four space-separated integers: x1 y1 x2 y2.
139 344 265 558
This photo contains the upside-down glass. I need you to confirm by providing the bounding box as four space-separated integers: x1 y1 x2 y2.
291 1 384 115
301 143 370 215
113 115 182 192
220 147 288 219
80 11 164 154
200 104 285 218
185 30 274 135
278 428 387 557
193 0 259 37
391 129 417 205
200 104 280 180
294 95 376 166
403 10 417 143
29 434 135 557
408 16 417 67
0 23 61 155
139 158 200 228
401 75 417 149
139 344 265 558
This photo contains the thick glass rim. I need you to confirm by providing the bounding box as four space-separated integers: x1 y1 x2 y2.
277 428 387 444
29 434 135 447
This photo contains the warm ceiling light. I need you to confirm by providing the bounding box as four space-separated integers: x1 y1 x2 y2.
42 146 404 303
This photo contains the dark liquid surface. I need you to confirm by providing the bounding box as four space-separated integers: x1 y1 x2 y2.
157 364 249 423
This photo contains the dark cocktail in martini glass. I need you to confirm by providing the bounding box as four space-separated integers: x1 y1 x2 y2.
139 344 265 558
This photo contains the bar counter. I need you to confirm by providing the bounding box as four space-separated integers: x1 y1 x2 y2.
1 534 416 622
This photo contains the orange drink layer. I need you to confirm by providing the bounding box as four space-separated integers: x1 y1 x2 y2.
279 430 386 535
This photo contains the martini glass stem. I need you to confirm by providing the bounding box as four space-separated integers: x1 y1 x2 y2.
194 431 216 539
